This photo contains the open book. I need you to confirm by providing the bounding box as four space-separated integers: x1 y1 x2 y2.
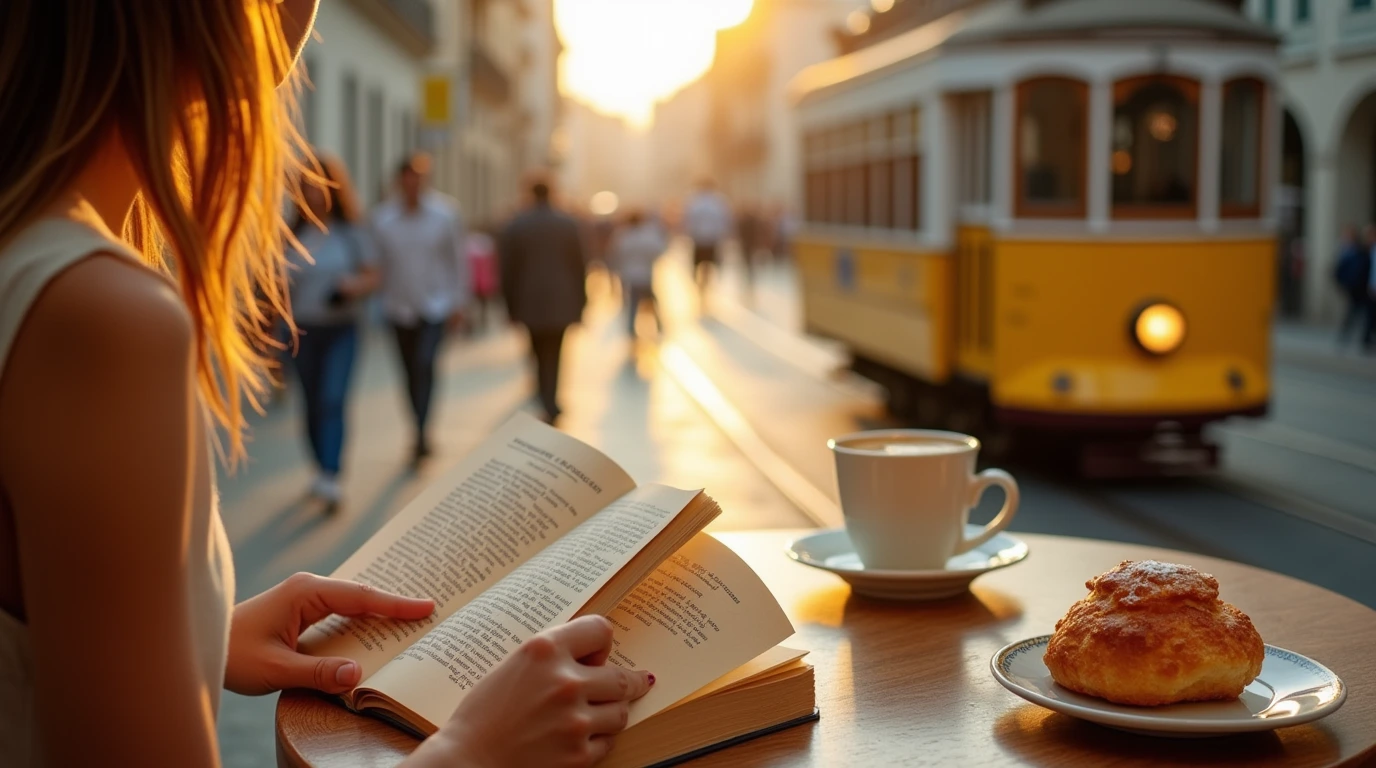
300 414 816 767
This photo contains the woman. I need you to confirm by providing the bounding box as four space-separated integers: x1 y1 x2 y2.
0 2 650 766
288 156 375 507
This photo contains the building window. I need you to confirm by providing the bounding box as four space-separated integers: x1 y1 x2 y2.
342 73 359 182
1111 75 1200 218
1296 0 1310 21
402 111 416 156
1221 78 1265 217
301 56 318 144
367 88 385 205
1015 77 1088 218
1263 0 1275 24
1354 0 1372 11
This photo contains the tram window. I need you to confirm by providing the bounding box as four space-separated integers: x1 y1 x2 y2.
955 92 992 206
869 115 892 228
888 106 922 231
841 123 867 226
1221 78 1265 217
1112 75 1200 218
847 164 868 226
826 128 847 224
804 132 822 223
1015 78 1087 218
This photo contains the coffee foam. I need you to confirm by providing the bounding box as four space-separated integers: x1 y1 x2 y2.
838 436 971 456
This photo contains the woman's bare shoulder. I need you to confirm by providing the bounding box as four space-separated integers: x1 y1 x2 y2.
18 251 192 362
0 251 194 443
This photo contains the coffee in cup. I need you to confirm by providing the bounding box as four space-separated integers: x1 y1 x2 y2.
828 429 1019 571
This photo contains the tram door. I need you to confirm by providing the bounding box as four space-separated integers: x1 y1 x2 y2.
950 92 995 374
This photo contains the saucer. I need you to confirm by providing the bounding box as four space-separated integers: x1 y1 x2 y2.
991 635 1347 737
785 526 1029 600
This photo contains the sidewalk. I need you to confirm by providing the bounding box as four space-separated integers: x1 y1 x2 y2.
1273 321 1376 381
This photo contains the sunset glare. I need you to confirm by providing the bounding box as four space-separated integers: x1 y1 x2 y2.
555 0 755 127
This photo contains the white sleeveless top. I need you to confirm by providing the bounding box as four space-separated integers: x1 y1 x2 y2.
0 216 236 766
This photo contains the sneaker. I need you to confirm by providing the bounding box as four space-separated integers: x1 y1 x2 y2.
311 474 341 504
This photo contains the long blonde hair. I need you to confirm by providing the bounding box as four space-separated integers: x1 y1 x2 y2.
0 1 312 462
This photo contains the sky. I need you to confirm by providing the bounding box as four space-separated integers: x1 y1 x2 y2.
553 0 755 127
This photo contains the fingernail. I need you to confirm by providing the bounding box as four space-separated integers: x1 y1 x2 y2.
336 662 359 686
647 673 656 686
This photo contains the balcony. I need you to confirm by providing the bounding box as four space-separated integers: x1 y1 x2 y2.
470 42 513 104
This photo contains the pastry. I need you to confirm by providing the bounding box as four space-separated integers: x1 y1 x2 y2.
1043 560 1264 706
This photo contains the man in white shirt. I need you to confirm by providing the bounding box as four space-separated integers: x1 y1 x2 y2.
682 179 732 294
371 154 469 464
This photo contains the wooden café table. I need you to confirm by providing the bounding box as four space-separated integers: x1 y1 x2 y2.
277 530 1376 767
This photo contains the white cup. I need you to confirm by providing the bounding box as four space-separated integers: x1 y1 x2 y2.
828 429 1020 571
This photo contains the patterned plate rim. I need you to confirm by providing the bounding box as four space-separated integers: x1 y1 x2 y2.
990 635 1347 733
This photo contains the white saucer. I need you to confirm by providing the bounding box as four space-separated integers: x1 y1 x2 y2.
991 635 1347 738
785 526 1029 600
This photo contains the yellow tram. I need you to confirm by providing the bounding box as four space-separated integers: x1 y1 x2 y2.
789 0 1279 475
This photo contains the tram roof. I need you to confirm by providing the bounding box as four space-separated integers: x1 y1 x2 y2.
791 0 1278 104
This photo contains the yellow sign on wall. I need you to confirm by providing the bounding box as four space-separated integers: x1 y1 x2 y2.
422 75 451 126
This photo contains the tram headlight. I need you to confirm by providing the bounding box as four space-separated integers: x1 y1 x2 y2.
1130 302 1186 356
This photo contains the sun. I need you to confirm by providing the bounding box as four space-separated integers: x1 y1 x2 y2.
554 0 755 127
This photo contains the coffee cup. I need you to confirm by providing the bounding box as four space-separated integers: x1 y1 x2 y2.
828 429 1019 571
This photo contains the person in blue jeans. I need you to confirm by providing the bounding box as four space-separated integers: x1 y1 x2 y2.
288 155 378 507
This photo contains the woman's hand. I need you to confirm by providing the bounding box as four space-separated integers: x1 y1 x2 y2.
225 572 434 695
406 616 654 768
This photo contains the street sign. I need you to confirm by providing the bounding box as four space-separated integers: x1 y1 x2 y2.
422 74 451 127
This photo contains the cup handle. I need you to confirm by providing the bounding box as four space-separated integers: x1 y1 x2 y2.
954 468 1020 555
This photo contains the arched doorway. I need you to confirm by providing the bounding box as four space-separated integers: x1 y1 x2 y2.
1337 91 1376 224
1335 88 1376 261
1278 108 1306 318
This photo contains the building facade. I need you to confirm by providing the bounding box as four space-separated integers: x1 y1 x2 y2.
1244 0 1376 322
299 0 434 206
703 0 866 212
428 0 561 229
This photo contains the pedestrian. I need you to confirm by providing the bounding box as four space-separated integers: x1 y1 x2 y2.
499 181 588 423
736 203 762 293
683 179 732 295
286 154 376 508
1335 224 1373 350
0 2 650 766
371 154 469 466
771 202 798 264
466 224 499 334
1367 233 1376 354
612 209 668 338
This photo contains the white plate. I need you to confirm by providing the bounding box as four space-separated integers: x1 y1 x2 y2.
785 526 1029 600
991 635 1347 737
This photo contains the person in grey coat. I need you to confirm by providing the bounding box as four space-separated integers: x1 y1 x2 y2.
499 181 587 423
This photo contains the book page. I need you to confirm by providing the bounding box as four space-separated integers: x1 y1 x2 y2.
603 533 795 727
360 484 703 727
298 414 637 681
